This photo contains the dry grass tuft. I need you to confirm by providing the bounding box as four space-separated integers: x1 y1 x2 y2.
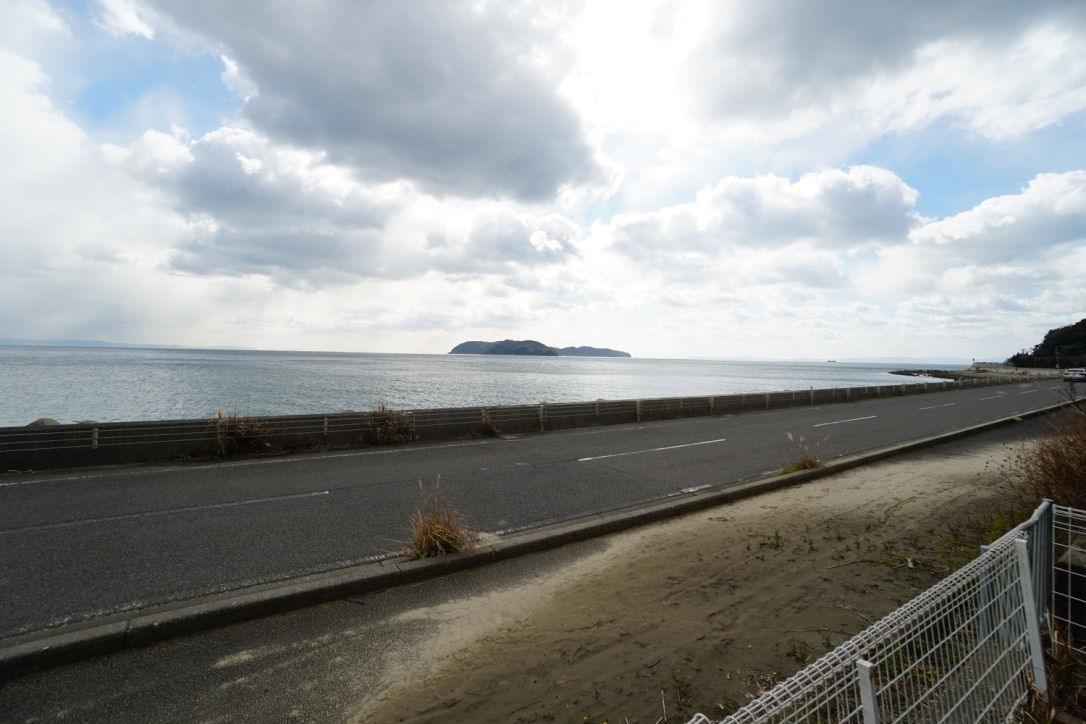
404 477 476 560
1021 620 1086 723
1004 404 1086 509
481 411 501 437
779 432 827 475
212 411 268 456
364 403 412 446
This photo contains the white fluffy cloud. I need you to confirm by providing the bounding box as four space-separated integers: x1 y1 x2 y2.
0 0 1084 358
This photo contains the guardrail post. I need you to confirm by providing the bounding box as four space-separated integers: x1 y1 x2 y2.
635 400 642 422
709 396 715 415
539 404 547 431
810 387 814 405
92 427 98 450
765 392 770 409
1016 538 1048 697
323 417 328 435
856 658 879 723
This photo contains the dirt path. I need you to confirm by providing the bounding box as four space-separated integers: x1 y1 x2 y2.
357 438 1020 723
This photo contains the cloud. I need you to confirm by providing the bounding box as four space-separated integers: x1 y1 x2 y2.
910 172 1086 260
107 126 402 287
685 1 1086 145
139 0 604 203
856 171 1086 321
3 1 1085 360
94 0 156 38
607 166 919 265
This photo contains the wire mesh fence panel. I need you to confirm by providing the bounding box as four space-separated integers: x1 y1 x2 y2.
690 503 1059 724
1052 505 1086 653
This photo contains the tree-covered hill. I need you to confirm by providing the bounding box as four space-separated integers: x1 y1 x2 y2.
1006 318 1086 368
449 340 631 357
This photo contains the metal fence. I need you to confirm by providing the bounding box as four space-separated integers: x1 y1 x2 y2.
1052 505 1086 654
0 376 1028 471
687 500 1069 724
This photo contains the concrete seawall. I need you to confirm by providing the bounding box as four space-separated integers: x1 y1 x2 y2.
0 376 1031 472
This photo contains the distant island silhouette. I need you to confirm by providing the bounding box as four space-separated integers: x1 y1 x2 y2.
449 340 631 358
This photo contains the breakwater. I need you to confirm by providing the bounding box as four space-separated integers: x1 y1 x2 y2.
0 376 1017 472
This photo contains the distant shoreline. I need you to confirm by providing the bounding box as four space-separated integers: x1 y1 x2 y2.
891 362 1061 380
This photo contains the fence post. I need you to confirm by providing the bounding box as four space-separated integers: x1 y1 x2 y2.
1016 538 1049 697
856 658 879 724
1035 500 1054 634
92 427 98 450
323 417 328 435
979 544 992 643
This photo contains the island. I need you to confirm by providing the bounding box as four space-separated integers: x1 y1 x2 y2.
449 340 631 358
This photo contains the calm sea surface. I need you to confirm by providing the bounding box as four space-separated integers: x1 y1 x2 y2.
0 346 960 428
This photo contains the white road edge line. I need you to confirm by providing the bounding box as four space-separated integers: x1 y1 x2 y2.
812 415 877 428
0 441 491 487
919 403 956 411
578 438 726 462
0 490 332 535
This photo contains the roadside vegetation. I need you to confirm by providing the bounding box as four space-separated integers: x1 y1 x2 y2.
980 403 1086 721
363 403 413 446
403 477 476 560
212 410 268 456
1003 404 1086 510
779 432 828 475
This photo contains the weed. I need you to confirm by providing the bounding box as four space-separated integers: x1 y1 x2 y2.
480 411 501 437
403 477 476 560
1002 405 1086 509
211 410 268 456
364 403 412 446
786 640 810 663
672 671 693 705
715 697 740 716
1021 621 1086 722
779 432 828 474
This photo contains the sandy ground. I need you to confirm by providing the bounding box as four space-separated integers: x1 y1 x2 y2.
356 437 1023 724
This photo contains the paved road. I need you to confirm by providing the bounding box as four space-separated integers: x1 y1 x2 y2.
0 379 1072 639
0 421 1055 723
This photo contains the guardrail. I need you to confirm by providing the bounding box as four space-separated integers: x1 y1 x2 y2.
0 376 1024 471
686 500 1070 723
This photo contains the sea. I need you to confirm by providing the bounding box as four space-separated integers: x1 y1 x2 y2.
0 346 963 428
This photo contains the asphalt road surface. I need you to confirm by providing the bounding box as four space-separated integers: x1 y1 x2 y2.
0 379 1072 640
0 419 1059 724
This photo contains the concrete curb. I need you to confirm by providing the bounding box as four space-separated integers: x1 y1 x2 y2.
0 400 1075 681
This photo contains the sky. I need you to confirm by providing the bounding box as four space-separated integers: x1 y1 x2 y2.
2 0 1085 361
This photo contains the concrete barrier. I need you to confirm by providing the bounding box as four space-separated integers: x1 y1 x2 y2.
0 376 1024 472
